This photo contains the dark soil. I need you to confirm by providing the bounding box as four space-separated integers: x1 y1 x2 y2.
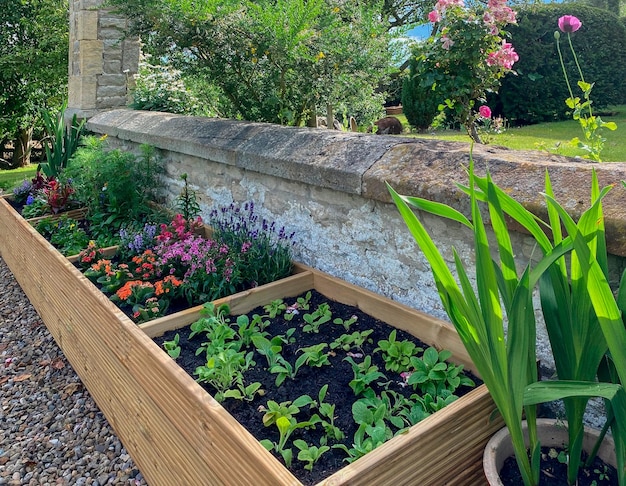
154 289 480 485
500 448 618 485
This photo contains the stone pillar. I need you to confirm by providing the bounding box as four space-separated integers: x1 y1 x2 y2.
67 0 139 120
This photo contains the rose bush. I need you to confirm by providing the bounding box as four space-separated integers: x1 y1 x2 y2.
406 0 518 142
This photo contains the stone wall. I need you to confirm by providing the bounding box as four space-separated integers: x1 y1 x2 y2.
68 0 139 120
87 109 626 426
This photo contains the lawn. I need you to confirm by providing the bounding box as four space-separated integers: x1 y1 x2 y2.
0 165 38 192
398 105 626 162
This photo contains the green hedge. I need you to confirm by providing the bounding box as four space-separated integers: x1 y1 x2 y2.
491 4 626 124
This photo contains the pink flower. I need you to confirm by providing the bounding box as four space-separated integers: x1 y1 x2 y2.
479 106 492 118
441 35 455 50
558 15 582 33
486 41 518 69
434 0 464 12
428 10 441 23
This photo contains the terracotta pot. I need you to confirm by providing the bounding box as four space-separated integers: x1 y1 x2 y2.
483 418 617 485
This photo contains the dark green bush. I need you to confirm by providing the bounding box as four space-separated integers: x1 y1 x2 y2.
492 4 626 124
401 47 441 131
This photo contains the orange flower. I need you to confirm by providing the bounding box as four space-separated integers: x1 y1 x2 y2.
115 280 144 301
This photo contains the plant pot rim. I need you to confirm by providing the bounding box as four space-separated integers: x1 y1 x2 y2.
483 418 617 485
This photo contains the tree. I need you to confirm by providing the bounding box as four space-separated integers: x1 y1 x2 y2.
107 0 393 127
0 0 68 167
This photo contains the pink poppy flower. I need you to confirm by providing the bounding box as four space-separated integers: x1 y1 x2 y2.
558 15 582 33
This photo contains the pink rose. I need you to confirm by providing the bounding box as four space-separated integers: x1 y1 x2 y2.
558 15 582 33
428 10 442 22
479 106 492 118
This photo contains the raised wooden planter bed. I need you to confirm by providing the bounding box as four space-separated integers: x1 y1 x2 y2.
0 196 503 485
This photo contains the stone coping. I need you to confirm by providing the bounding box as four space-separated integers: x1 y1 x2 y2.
87 109 626 256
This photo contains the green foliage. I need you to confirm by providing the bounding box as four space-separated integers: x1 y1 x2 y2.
302 303 332 333
35 216 89 256
330 329 373 353
129 60 219 117
39 101 85 178
0 0 68 166
293 440 330 471
64 137 164 238
106 0 392 126
554 27 617 162
406 347 474 396
175 173 201 224
163 333 181 359
401 46 441 131
375 329 422 373
345 355 387 397
493 4 626 124
412 0 518 142
389 160 626 486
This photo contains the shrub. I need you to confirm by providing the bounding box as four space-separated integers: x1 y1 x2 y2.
64 136 165 238
491 4 626 124
402 46 441 132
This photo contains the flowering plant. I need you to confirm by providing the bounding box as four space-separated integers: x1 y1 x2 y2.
208 201 294 288
555 15 617 162
43 178 75 214
76 241 106 270
118 222 159 260
420 0 518 142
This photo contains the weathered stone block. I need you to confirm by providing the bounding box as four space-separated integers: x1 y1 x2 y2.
68 75 97 109
96 96 128 109
77 40 103 75
76 10 99 40
98 74 126 87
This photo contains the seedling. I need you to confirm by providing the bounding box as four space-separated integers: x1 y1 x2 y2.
293 439 330 471
333 314 358 331
194 348 255 401
375 330 422 372
302 303 332 333
222 377 264 402
252 334 284 369
269 355 298 387
330 330 373 353
263 299 286 318
189 302 232 339
345 355 386 397
313 384 344 441
162 333 181 359
295 343 331 369
406 347 475 396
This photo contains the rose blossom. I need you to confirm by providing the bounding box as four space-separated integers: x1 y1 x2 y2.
479 106 492 118
428 10 441 22
558 15 582 33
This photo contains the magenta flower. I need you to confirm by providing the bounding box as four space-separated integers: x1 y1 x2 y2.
558 15 582 33
479 106 492 118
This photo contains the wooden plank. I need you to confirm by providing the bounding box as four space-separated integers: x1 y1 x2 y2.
25 207 88 225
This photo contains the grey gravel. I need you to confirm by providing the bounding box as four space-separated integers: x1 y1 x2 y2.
0 256 148 486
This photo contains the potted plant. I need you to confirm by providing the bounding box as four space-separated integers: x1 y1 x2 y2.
388 161 626 485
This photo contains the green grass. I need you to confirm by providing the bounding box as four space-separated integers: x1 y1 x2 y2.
397 105 626 162
0 165 38 192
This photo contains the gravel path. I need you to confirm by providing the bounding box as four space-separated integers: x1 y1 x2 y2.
0 256 148 486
